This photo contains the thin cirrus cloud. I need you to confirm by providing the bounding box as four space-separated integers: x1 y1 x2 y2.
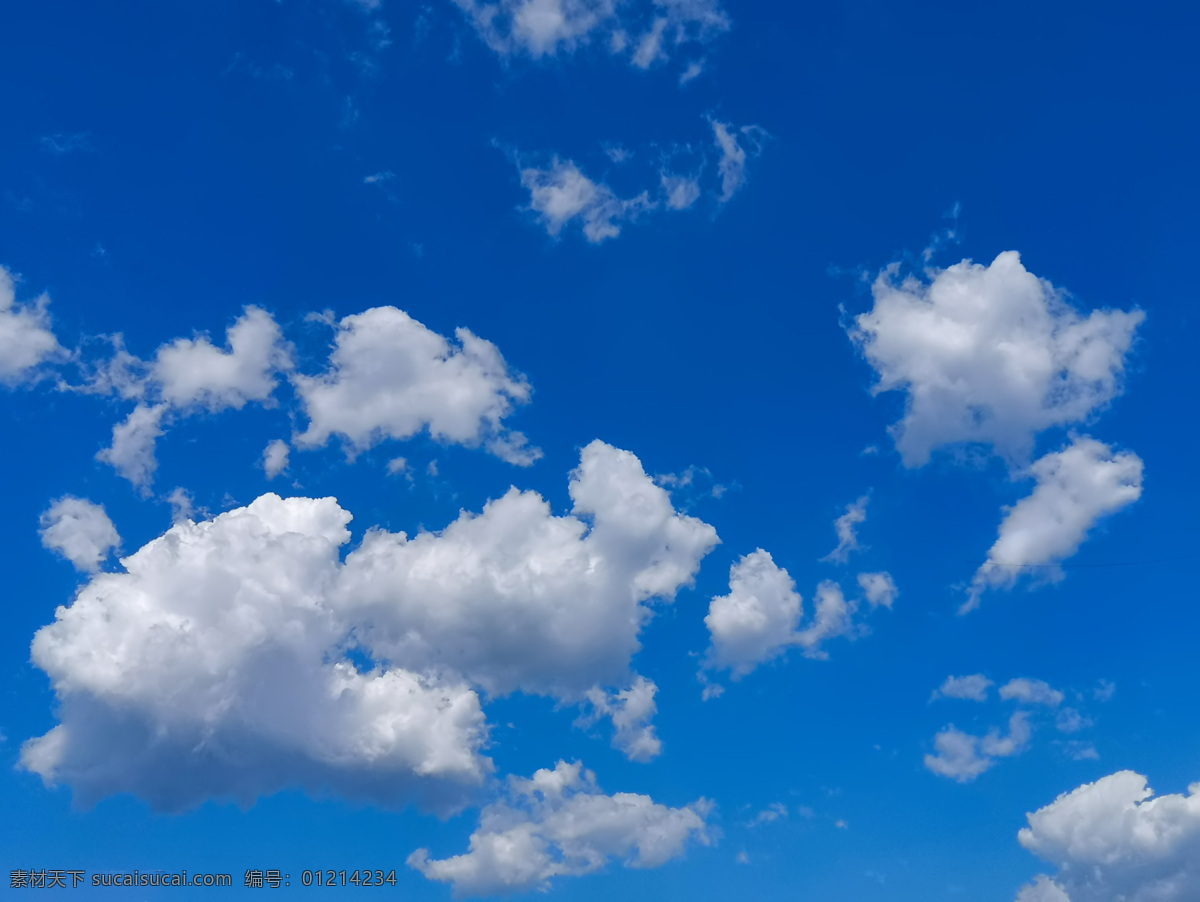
513 116 766 244
408 760 712 895
821 494 869 563
22 441 719 813
450 0 728 77
1014 770 1200 902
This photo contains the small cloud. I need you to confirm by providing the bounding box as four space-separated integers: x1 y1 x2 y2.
1058 740 1099 761
821 495 869 563
387 457 409 475
834 819 848 830
364 170 396 184
426 460 439 477
931 674 993 703
735 851 750 865
679 60 704 85
40 132 92 155
262 439 290 480
1093 679 1116 702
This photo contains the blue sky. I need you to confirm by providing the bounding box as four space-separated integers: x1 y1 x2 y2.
2 1 1199 900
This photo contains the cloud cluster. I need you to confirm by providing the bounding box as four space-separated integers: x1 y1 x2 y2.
849 250 1145 610
0 265 65 384
23 442 718 810
451 0 728 74
702 549 892 680
515 117 765 243
924 676 1094 782
1015 771 1200 902
967 437 1143 611
409 760 711 896
49 303 536 491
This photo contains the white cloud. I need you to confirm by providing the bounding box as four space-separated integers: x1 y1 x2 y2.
451 0 728 69
95 403 168 494
151 306 290 412
292 306 539 464
262 439 289 479
703 551 878 679
924 712 1031 782
850 252 1143 467
967 437 1143 610
38 497 120 572
661 172 701 210
0 265 65 384
90 308 292 490
703 550 802 677
821 494 868 563
582 676 662 762
931 674 993 703
408 759 711 895
1016 876 1072 902
678 59 703 84
24 441 718 811
338 440 718 704
520 158 653 243
856 571 897 608
711 119 766 203
167 487 195 523
21 493 491 812
386 456 408 476
1016 771 1200 902
1000 678 1065 708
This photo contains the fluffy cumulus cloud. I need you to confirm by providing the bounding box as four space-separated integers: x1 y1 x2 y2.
932 674 994 702
408 760 711 896
924 712 1031 782
262 439 290 479
520 158 653 243
90 307 293 491
22 494 491 812
1015 771 1200 901
857 571 897 608
150 306 290 412
0 265 65 384
821 494 868 563
292 306 540 465
38 497 121 572
850 252 1143 467
967 437 1143 610
702 550 889 679
22 441 718 810
451 0 728 72
337 440 719 704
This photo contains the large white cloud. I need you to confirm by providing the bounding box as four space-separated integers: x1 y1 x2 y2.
22 493 491 812
337 439 719 703
850 252 1143 467
967 437 1143 611
408 759 711 896
1015 771 1200 902
23 441 716 810
451 0 727 70
292 306 539 465
38 497 121 573
702 550 889 679
0 265 65 384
